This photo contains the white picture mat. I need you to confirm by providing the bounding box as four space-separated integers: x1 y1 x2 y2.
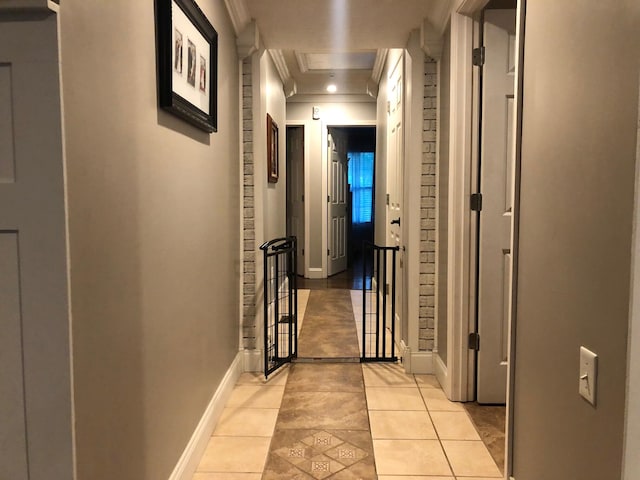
171 0 210 115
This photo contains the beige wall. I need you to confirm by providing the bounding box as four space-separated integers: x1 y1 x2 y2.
287 100 376 272
59 1 240 479
513 1 639 478
263 51 287 242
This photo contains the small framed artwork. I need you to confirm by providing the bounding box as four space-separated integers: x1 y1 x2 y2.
267 114 279 183
156 0 218 133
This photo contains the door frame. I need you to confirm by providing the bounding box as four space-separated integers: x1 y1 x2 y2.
321 121 376 279
285 123 308 277
442 0 526 478
286 121 312 278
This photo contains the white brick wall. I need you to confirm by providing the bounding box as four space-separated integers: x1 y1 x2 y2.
242 58 256 349
419 56 438 351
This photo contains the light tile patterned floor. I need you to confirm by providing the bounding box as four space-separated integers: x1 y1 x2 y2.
191 363 502 479
191 289 502 479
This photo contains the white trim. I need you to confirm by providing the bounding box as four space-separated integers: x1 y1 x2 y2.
405 31 424 360
408 351 434 374
322 120 377 279
421 18 444 60
295 52 309 74
238 57 246 365
307 267 324 279
268 49 291 85
434 351 451 397
168 352 243 480
431 0 454 36
371 49 388 84
445 12 475 402
456 0 490 16
321 122 329 277
243 348 263 372
222 0 250 36
236 21 259 59
505 2 526 477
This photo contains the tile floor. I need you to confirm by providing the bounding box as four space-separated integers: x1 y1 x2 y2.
192 362 502 479
191 287 503 479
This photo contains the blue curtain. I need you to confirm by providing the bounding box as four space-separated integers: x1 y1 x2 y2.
348 152 374 224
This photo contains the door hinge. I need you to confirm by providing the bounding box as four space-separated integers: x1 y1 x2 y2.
327 248 330 256
327 195 330 203
302 248 305 255
301 194 304 202
472 46 485 66
469 332 480 351
386 193 390 206
470 193 483 212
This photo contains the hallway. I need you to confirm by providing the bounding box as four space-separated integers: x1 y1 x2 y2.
191 286 502 479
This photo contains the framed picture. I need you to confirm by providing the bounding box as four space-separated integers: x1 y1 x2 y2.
156 0 217 133
267 114 279 183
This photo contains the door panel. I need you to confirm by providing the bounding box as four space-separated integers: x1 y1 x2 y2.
328 133 348 275
0 233 29 480
477 9 517 404
0 15 73 478
387 54 405 344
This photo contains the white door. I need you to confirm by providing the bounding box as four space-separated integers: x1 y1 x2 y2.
477 9 517 404
0 14 73 479
328 133 348 276
287 126 305 275
387 54 405 343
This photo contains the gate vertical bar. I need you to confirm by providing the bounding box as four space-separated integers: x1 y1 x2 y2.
274 254 280 362
391 248 397 359
362 242 367 359
263 246 269 376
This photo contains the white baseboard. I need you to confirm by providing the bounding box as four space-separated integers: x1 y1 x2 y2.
409 350 434 374
169 351 243 480
399 342 434 374
434 351 450 398
243 348 263 372
307 268 324 279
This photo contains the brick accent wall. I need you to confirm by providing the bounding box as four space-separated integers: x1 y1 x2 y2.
242 57 256 350
419 56 438 351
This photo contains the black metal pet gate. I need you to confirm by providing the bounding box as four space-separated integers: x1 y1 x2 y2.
260 237 298 378
361 242 400 362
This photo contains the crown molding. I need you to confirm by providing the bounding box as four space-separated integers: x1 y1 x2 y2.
295 52 309 74
237 20 259 59
432 0 454 35
421 18 444 60
456 0 490 16
223 0 251 36
371 49 388 84
269 49 291 84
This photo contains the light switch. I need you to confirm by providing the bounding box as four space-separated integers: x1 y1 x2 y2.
579 346 598 406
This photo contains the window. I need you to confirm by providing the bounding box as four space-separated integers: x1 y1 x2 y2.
347 151 374 224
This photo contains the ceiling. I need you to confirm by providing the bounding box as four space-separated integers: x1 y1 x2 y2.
239 0 450 97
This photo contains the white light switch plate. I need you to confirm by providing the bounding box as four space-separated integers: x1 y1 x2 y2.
579 346 598 406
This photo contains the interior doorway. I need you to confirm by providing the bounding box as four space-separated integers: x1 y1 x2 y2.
463 0 518 475
286 125 305 276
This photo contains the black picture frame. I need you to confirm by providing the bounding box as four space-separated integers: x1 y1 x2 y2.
156 0 218 133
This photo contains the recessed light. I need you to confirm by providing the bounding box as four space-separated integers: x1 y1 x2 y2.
326 84 337 93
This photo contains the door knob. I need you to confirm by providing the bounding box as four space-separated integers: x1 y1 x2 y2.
390 218 400 226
